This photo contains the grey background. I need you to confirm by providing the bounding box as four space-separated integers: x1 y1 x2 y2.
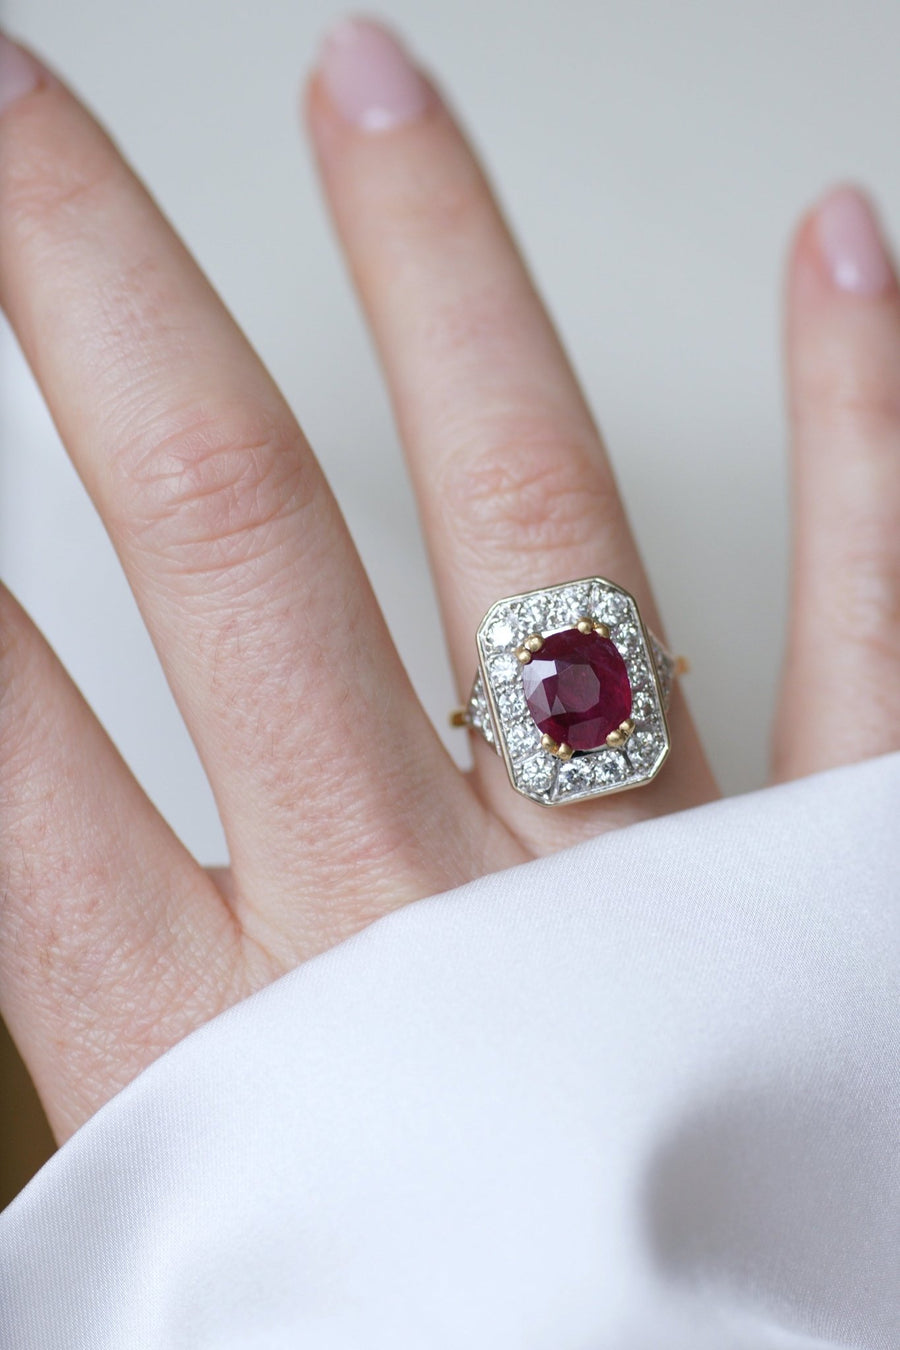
2 1 896 862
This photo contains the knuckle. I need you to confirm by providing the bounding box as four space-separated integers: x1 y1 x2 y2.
439 424 616 561
113 404 311 580
3 133 119 243
799 369 900 445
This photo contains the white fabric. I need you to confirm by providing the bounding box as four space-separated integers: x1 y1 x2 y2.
1 754 898 1349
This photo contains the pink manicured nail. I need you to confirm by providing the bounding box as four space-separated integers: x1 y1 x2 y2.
0 33 41 114
318 16 429 132
816 187 894 296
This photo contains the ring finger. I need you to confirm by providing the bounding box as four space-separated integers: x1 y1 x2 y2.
306 17 718 846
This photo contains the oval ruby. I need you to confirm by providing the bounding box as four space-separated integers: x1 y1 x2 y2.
522 628 632 751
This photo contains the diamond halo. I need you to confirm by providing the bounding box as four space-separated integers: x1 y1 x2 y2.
462 578 673 807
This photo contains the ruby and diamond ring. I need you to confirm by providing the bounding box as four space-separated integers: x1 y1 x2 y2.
453 577 681 807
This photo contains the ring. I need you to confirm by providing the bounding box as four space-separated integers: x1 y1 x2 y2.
452 576 683 807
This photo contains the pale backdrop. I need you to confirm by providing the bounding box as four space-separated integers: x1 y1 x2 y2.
2 1 897 863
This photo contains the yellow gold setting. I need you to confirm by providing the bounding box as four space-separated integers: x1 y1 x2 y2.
605 718 636 748
539 732 574 761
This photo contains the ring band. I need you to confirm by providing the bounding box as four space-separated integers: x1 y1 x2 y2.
452 577 682 807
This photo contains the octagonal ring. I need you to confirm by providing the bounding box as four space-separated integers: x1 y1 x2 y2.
452 577 680 806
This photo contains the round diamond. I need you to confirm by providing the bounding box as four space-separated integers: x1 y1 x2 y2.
631 689 656 722
489 653 520 684
519 597 547 632
496 685 525 720
487 608 521 649
556 757 593 794
594 593 630 626
544 592 578 631
506 719 540 757
593 751 627 786
522 628 632 752
624 729 663 773
613 621 640 653
518 755 555 793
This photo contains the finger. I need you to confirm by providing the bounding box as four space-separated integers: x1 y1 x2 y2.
0 36 501 943
0 583 243 1140
305 18 717 844
774 186 900 781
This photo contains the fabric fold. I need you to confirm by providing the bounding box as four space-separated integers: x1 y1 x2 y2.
2 754 898 1349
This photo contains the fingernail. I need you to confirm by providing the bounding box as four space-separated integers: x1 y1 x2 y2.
816 187 894 296
0 33 41 114
318 16 429 132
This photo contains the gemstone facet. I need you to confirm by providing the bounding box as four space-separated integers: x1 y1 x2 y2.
521 628 632 751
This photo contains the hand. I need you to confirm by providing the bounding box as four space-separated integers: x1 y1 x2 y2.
1 19 896 1142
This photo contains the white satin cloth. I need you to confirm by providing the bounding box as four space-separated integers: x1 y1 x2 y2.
1 754 898 1349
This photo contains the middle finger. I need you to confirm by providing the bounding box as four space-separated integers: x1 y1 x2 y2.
0 46 504 948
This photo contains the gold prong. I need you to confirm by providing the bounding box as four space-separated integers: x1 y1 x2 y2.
593 622 610 639
449 708 468 728
557 743 574 761
524 634 544 653
675 655 691 676
576 618 593 635
606 729 625 747
541 733 558 753
515 646 533 664
618 718 635 739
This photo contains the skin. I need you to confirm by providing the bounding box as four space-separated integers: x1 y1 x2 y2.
0 28 897 1144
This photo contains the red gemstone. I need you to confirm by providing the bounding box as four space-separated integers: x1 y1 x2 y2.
522 628 632 751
